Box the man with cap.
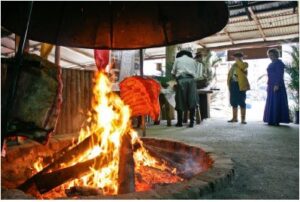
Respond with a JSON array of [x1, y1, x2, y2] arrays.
[[227, 52, 250, 124], [171, 50, 198, 127]]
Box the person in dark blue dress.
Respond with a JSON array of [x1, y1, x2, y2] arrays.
[[263, 48, 290, 126]]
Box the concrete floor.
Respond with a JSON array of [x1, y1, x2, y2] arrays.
[[141, 118, 299, 199]]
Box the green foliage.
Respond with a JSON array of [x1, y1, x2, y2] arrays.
[[285, 45, 299, 110]]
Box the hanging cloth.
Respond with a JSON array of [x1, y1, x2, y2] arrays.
[[94, 49, 109, 71]]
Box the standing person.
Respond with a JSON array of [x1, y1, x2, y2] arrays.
[[227, 52, 250, 124], [171, 50, 198, 127], [263, 48, 289, 126]]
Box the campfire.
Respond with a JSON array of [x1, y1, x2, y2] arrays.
[[16, 72, 185, 199]]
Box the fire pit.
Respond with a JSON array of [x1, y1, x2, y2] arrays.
[[1, 136, 234, 199], [2, 72, 234, 199]]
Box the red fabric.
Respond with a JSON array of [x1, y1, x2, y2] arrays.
[[120, 76, 161, 121], [94, 50, 109, 71]]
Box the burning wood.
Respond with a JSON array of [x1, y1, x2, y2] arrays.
[[142, 144, 201, 179], [132, 140, 183, 174], [18, 131, 103, 192], [143, 144, 191, 164], [118, 133, 135, 194], [142, 144, 183, 173], [34, 155, 108, 194], [44, 131, 103, 172]]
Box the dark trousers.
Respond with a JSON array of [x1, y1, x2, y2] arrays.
[[229, 81, 246, 108], [177, 108, 195, 125]]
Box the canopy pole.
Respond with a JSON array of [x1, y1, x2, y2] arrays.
[[55, 46, 61, 65], [138, 49, 146, 136], [2, 1, 34, 150], [139, 49, 144, 76]]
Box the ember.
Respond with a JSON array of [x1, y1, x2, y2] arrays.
[[135, 166, 183, 192]]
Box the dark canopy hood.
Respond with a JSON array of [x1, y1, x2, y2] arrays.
[[1, 1, 229, 50]]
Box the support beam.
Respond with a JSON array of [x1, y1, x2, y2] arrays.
[[216, 23, 299, 36], [242, 2, 252, 21], [207, 37, 299, 51], [230, 2, 298, 18], [248, 7, 267, 41], [223, 28, 234, 45], [229, 1, 275, 10], [229, 10, 297, 24], [197, 41, 206, 48]]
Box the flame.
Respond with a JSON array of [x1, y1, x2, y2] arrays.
[[33, 71, 177, 196], [33, 157, 44, 173], [131, 131, 169, 171]]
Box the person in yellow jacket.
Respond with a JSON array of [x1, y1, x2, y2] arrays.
[[227, 52, 250, 124]]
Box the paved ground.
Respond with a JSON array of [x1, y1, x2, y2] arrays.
[[142, 118, 299, 199]]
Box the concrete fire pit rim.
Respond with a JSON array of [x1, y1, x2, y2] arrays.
[[81, 137, 234, 199]]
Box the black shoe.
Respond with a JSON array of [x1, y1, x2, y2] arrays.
[[188, 108, 195, 128], [176, 110, 183, 127], [228, 119, 238, 123], [268, 122, 279, 126], [175, 123, 183, 127], [153, 120, 160, 125]]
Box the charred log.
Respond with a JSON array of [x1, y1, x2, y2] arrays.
[[143, 144, 191, 164], [117, 133, 135, 194], [141, 144, 183, 172], [35, 155, 109, 194], [18, 130, 103, 192]]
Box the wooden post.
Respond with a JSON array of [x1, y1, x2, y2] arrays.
[[141, 116, 146, 137], [139, 49, 146, 137], [54, 45, 62, 134], [70, 70, 77, 133], [165, 45, 176, 80], [66, 70, 72, 133], [139, 49, 144, 77], [55, 46, 60, 65], [165, 45, 177, 125]]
